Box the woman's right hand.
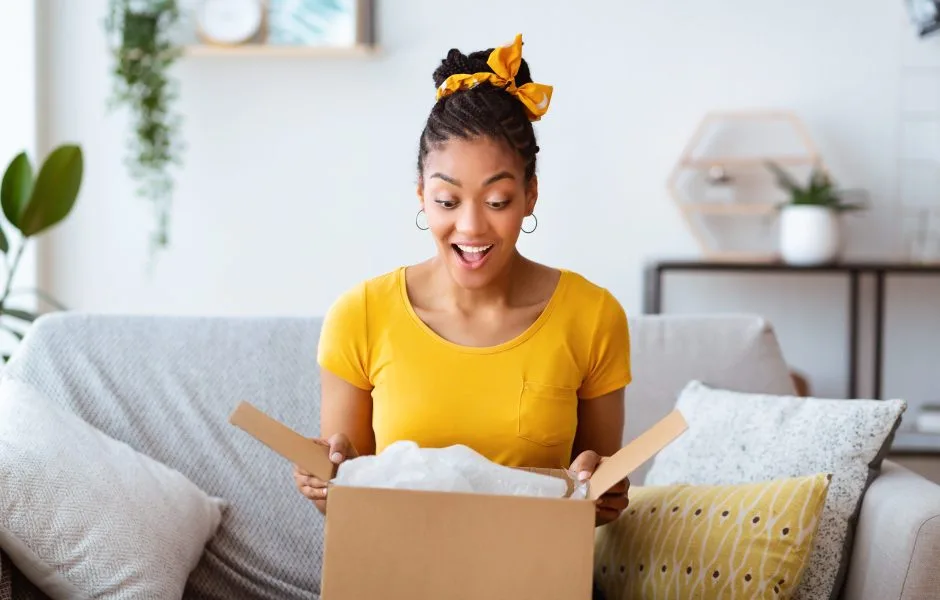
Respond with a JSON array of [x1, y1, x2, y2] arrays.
[[293, 432, 358, 515]]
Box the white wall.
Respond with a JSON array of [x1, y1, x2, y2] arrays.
[[0, 0, 40, 347], [37, 0, 940, 407]]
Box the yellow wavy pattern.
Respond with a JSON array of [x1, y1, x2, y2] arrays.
[[594, 473, 831, 600]]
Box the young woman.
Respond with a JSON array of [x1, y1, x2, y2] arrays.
[[293, 33, 632, 527]]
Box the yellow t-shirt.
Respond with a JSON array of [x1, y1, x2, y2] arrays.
[[316, 266, 631, 469]]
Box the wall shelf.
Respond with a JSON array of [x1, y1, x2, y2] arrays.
[[667, 110, 824, 261], [182, 44, 378, 58], [681, 155, 818, 168], [679, 202, 777, 215]]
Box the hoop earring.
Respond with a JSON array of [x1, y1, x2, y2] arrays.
[[521, 213, 538, 234], [415, 208, 429, 231]]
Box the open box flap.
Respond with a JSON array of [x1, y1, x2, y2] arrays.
[[229, 401, 335, 480], [587, 409, 688, 500], [229, 400, 687, 501]]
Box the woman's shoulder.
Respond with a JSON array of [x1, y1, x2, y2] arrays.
[[558, 268, 625, 315], [325, 267, 405, 318]]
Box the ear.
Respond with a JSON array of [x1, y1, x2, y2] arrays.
[[525, 175, 539, 215], [416, 182, 425, 209]]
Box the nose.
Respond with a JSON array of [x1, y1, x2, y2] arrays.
[[455, 202, 487, 236]]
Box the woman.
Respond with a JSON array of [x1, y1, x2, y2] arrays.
[[293, 33, 632, 527]]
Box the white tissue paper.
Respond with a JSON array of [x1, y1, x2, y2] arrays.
[[333, 441, 586, 499]]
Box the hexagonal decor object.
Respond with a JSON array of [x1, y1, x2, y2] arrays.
[[668, 110, 824, 261]]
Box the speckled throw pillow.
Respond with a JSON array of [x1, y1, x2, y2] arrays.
[[644, 381, 905, 600]]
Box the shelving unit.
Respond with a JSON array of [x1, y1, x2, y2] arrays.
[[896, 64, 940, 262], [667, 110, 825, 261], [680, 155, 817, 169], [179, 0, 377, 60], [182, 43, 378, 58], [678, 202, 777, 215]]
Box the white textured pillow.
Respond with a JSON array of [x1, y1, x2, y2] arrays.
[[644, 380, 905, 600], [0, 377, 226, 599]]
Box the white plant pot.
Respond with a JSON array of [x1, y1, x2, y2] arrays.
[[779, 205, 841, 265]]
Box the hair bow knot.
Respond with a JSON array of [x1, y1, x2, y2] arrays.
[[435, 34, 553, 122]]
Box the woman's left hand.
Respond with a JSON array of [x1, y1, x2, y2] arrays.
[[570, 450, 630, 527]]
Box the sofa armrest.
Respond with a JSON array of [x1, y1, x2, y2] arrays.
[[842, 460, 940, 600]]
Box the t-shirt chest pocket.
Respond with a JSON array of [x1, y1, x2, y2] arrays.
[[517, 381, 579, 447]]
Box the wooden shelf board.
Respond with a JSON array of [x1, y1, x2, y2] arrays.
[[182, 43, 378, 58], [680, 202, 778, 215], [681, 155, 817, 168]]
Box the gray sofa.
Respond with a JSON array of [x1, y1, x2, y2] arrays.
[[1, 312, 938, 599]]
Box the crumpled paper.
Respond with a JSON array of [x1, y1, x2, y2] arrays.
[[333, 441, 584, 499]]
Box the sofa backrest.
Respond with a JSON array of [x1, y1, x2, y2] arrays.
[[3, 311, 796, 597], [4, 313, 327, 600], [623, 313, 796, 481]]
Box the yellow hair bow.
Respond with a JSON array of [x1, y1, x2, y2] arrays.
[[435, 34, 554, 122]]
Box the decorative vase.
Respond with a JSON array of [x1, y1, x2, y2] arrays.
[[778, 205, 841, 265]]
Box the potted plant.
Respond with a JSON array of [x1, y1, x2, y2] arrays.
[[104, 0, 182, 258], [0, 144, 84, 358], [766, 161, 866, 265]]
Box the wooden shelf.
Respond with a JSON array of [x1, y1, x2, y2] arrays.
[[182, 43, 378, 58], [679, 202, 778, 215], [680, 155, 818, 168]]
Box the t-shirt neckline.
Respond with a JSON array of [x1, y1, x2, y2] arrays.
[[397, 265, 569, 355]]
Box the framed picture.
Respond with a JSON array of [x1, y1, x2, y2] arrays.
[[266, 0, 373, 47]]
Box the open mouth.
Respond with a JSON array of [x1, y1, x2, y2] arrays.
[[451, 243, 493, 269]]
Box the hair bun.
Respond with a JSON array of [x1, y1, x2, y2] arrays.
[[432, 48, 490, 88], [432, 46, 535, 90]]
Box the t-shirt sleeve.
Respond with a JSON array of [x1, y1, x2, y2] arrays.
[[579, 289, 632, 399], [316, 282, 373, 390]]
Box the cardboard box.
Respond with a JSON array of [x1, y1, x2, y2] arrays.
[[230, 402, 687, 600]]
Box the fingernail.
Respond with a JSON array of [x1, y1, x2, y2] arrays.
[[578, 470, 591, 481], [331, 452, 343, 463]]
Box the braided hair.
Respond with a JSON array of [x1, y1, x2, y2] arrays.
[[417, 47, 540, 182]]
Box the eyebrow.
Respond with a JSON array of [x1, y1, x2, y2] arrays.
[[428, 171, 516, 187]]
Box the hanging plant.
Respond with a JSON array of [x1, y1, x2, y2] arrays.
[[104, 0, 183, 257]]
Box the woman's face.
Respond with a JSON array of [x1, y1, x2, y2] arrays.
[[418, 136, 537, 290]]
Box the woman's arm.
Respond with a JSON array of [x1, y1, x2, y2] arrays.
[[320, 368, 376, 457], [295, 368, 374, 514], [572, 387, 625, 460], [570, 387, 627, 527]]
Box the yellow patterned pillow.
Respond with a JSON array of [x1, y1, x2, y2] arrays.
[[594, 473, 831, 600]]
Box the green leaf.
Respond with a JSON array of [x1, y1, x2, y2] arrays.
[[1, 152, 33, 229], [0, 225, 8, 254], [18, 145, 83, 237], [765, 161, 802, 193], [1, 323, 24, 341], [2, 308, 38, 322]]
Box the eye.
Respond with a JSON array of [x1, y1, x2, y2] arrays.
[[487, 198, 511, 209], [434, 199, 458, 209]]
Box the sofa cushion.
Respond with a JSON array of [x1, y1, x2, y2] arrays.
[[3, 313, 327, 599], [0, 377, 225, 599], [594, 473, 832, 600], [644, 380, 905, 600]]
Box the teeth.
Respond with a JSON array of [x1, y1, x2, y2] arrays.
[[456, 244, 492, 254]]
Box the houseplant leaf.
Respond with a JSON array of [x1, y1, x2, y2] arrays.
[[765, 161, 801, 193], [1, 323, 24, 341], [18, 145, 83, 237], [2, 308, 38, 323], [1, 152, 32, 230]]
